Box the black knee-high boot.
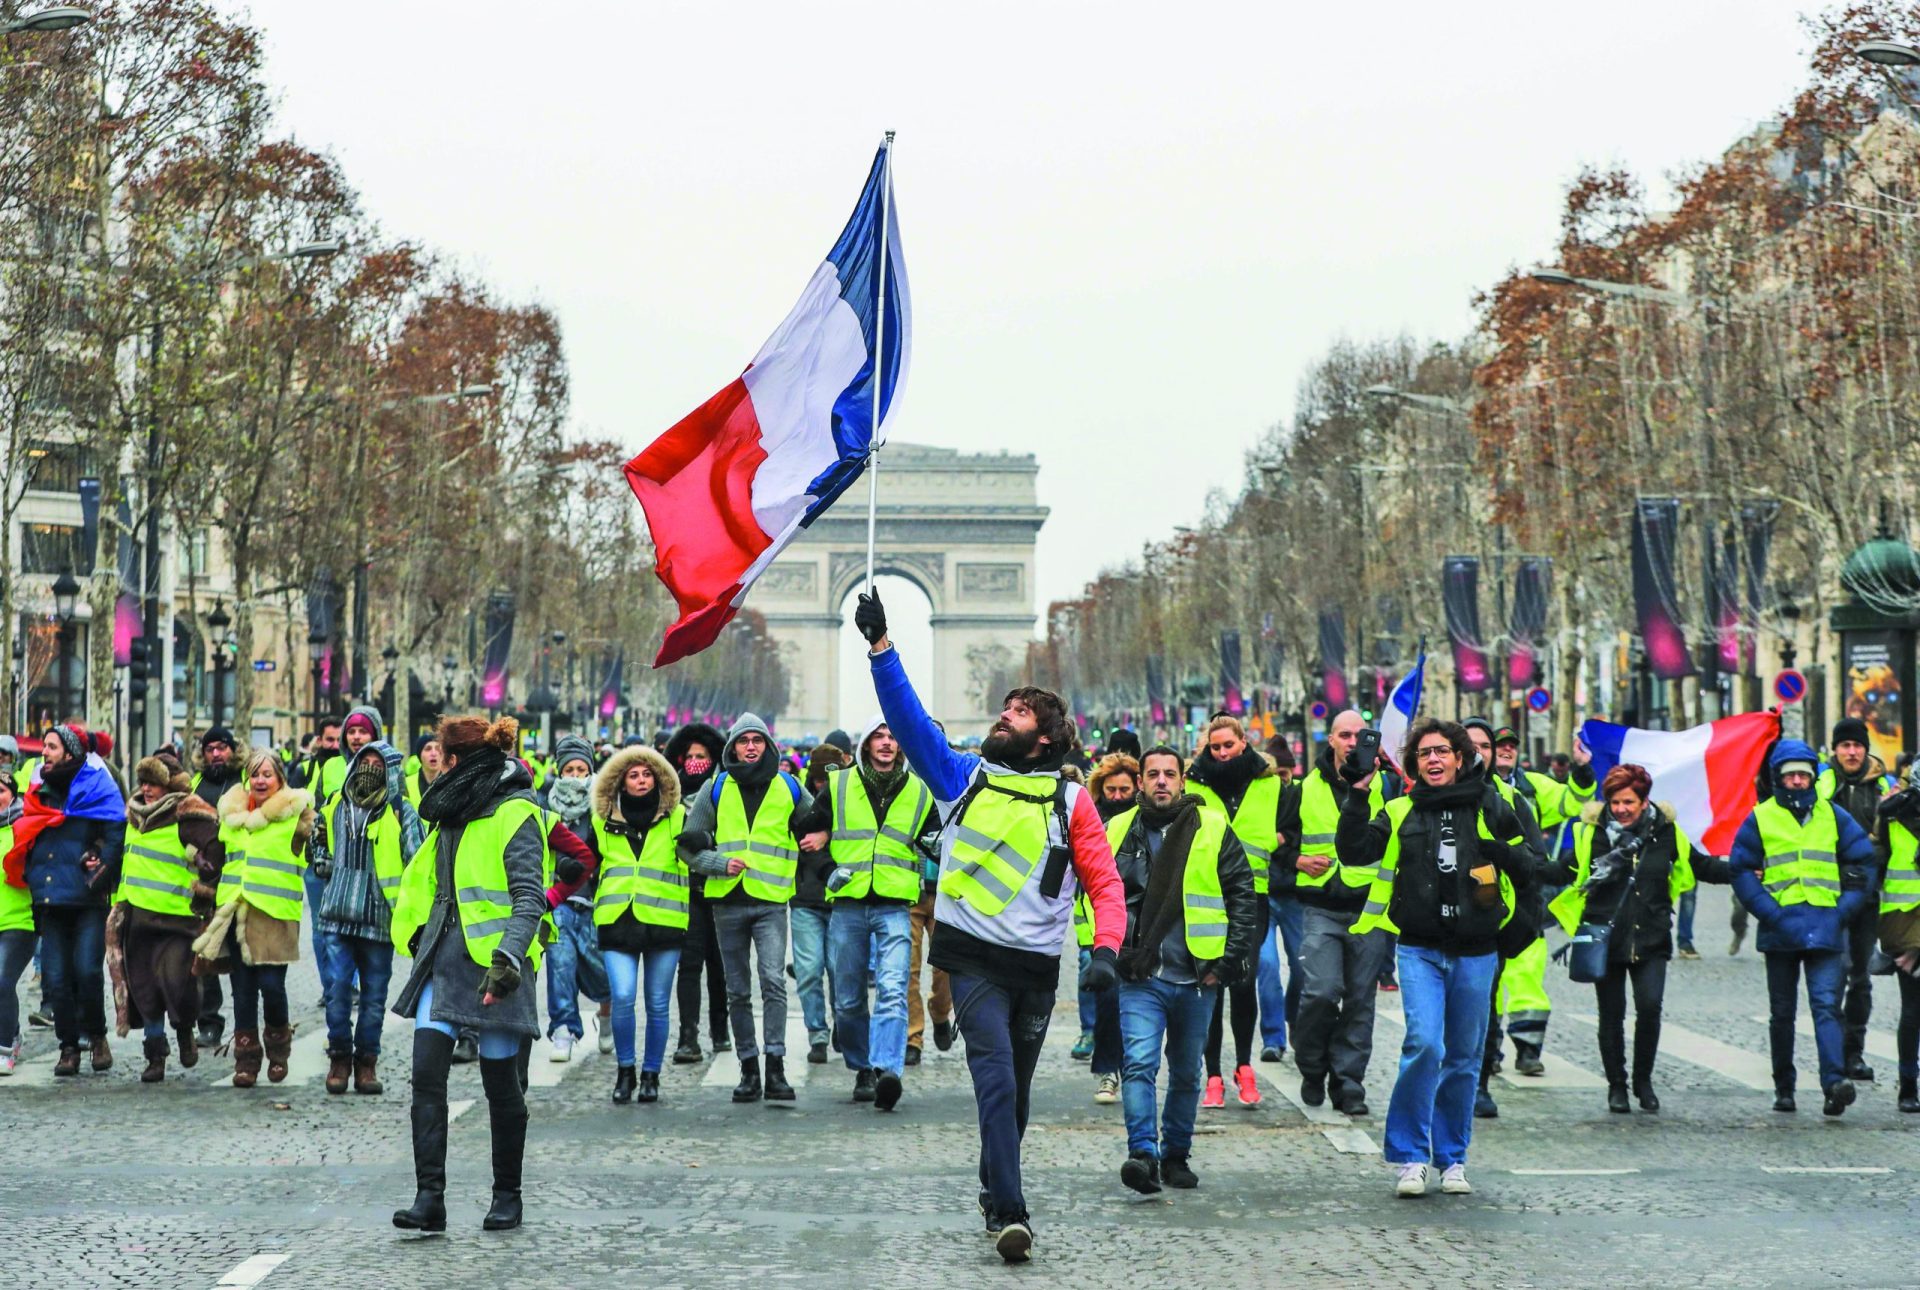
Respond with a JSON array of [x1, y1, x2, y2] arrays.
[[393, 1028, 454, 1231], [479, 1053, 528, 1230]]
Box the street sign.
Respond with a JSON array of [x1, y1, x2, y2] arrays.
[[1308, 700, 1329, 721], [1773, 669, 1806, 705], [253, 659, 276, 672], [1525, 687, 1552, 713]]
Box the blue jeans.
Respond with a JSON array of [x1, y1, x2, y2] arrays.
[[1117, 977, 1216, 1158], [1077, 948, 1123, 1076], [35, 904, 107, 1048], [950, 972, 1053, 1224], [414, 980, 518, 1059], [789, 904, 833, 1047], [0, 929, 35, 1046], [1676, 888, 1697, 948], [302, 868, 339, 1002], [606, 946, 682, 1071], [323, 934, 395, 1056], [1256, 892, 1306, 1048], [545, 904, 610, 1040], [828, 902, 911, 1074], [1384, 944, 1498, 1168], [1766, 949, 1847, 1091]]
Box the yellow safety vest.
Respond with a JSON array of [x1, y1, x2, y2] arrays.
[[1753, 798, 1842, 909], [826, 767, 933, 902], [593, 806, 691, 930], [704, 774, 799, 902], [1104, 805, 1230, 959], [1073, 890, 1095, 947], [117, 823, 196, 918], [1293, 769, 1387, 891], [1191, 775, 1280, 895], [331, 797, 407, 910], [0, 824, 30, 933], [392, 796, 550, 969], [941, 773, 1059, 916], [1549, 817, 1696, 935], [217, 809, 308, 922], [1353, 796, 1517, 936], [1884, 818, 1920, 915]]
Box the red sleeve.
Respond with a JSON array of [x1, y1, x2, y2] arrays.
[[545, 821, 598, 905], [1067, 789, 1126, 952]]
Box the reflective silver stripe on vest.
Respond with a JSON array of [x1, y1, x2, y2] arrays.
[[126, 844, 192, 869], [1300, 833, 1336, 846], [948, 824, 1037, 903], [1240, 840, 1273, 863], [122, 875, 192, 900], [836, 829, 878, 841], [599, 865, 637, 881], [463, 916, 511, 938], [248, 856, 302, 876], [1798, 849, 1838, 863], [379, 877, 401, 896], [457, 885, 512, 905], [722, 840, 798, 861], [1187, 921, 1229, 939], [1187, 893, 1227, 912], [874, 853, 918, 871], [1765, 875, 1842, 893], [745, 867, 794, 888]]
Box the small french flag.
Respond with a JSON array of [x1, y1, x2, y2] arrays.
[[1376, 646, 1425, 774], [1577, 710, 1781, 855], [626, 142, 908, 666]]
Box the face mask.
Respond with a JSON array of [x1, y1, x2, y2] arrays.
[[347, 762, 387, 807], [547, 776, 591, 815], [683, 755, 712, 777]]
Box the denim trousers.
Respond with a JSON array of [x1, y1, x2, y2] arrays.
[[606, 946, 682, 1071], [788, 903, 834, 1046], [414, 979, 519, 1058], [35, 904, 107, 1048], [323, 934, 395, 1056], [950, 972, 1053, 1224], [302, 868, 340, 1002], [1676, 887, 1698, 948], [1117, 977, 1215, 1158], [828, 901, 912, 1074], [545, 903, 611, 1040], [1383, 943, 1498, 1168], [229, 959, 289, 1033], [1077, 948, 1123, 1076], [1766, 948, 1847, 1091], [1256, 891, 1306, 1049], [0, 928, 35, 1046], [712, 901, 790, 1060]]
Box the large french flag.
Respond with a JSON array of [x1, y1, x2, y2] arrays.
[[627, 143, 909, 666], [1577, 710, 1780, 855]]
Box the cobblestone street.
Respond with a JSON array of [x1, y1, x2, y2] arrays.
[[2, 887, 1914, 1289]]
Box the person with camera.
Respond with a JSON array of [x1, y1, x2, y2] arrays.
[[1106, 744, 1258, 1194], [1549, 763, 1727, 1113], [856, 587, 1125, 1264], [1287, 709, 1392, 1118], [1343, 717, 1530, 1198], [1731, 738, 1879, 1116], [792, 715, 940, 1111]]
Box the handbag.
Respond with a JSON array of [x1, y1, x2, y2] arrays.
[[1566, 921, 1612, 983]]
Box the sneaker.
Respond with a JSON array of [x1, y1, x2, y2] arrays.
[[0, 1042, 15, 1076], [1120, 1150, 1162, 1195], [1260, 1045, 1285, 1063], [1823, 1079, 1857, 1117], [1233, 1064, 1261, 1106], [597, 1025, 614, 1056], [1394, 1163, 1429, 1197], [809, 1041, 829, 1065], [1202, 1074, 1226, 1109], [1378, 979, 1399, 993], [1474, 1086, 1498, 1119], [549, 1033, 574, 1063], [994, 1220, 1032, 1264], [1440, 1165, 1472, 1195], [1677, 945, 1700, 960], [1729, 927, 1746, 956], [29, 1006, 53, 1029], [1094, 1072, 1119, 1104], [1070, 1030, 1095, 1061]]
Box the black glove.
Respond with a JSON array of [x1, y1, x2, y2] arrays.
[[554, 854, 586, 886], [1338, 750, 1375, 784], [1616, 831, 1645, 857], [854, 589, 888, 645], [1079, 945, 1119, 992], [480, 951, 521, 1000]]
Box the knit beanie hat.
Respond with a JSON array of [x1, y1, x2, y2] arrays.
[[1832, 717, 1871, 749]]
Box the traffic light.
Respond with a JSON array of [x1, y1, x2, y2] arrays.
[[127, 635, 152, 703]]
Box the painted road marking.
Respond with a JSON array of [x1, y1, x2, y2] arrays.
[[1747, 1015, 1900, 1064], [447, 1097, 476, 1124], [1761, 1166, 1892, 1175], [526, 1030, 596, 1089], [1560, 1010, 1774, 1090], [1253, 1054, 1378, 1155], [211, 1252, 289, 1287], [1511, 1168, 1642, 1176], [700, 998, 813, 1088]]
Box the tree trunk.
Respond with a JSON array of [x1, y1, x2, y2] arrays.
[[232, 538, 256, 736], [85, 494, 119, 733]]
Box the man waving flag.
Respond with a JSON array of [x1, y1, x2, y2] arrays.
[[627, 140, 909, 666]]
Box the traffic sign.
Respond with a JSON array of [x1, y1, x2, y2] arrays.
[[1773, 669, 1806, 705], [1308, 700, 1329, 721], [1525, 687, 1552, 713], [253, 659, 277, 672]]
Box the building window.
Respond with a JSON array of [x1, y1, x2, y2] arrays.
[[19, 523, 85, 575], [189, 528, 210, 578], [20, 614, 87, 727], [23, 439, 96, 495]]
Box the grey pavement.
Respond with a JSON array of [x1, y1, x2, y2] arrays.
[[2, 884, 1917, 1289]]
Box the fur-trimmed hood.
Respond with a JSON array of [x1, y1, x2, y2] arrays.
[[217, 781, 315, 834], [128, 788, 218, 834], [593, 745, 681, 825]]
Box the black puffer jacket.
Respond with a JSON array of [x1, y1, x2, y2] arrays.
[[1555, 802, 1727, 963]]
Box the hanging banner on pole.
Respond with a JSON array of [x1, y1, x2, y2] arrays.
[[1318, 609, 1349, 710], [1220, 630, 1244, 715], [1507, 557, 1550, 689], [1632, 497, 1694, 680], [1443, 556, 1492, 693], [1146, 655, 1167, 726], [480, 591, 516, 709]]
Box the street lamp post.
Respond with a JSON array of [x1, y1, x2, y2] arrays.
[[307, 629, 327, 725], [1, 6, 91, 34], [52, 567, 79, 722], [441, 652, 458, 715], [206, 598, 232, 728]]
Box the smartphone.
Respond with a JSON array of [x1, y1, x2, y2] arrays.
[[1354, 728, 1382, 768]]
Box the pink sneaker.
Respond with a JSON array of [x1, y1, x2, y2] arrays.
[[1234, 1064, 1262, 1106], [1202, 1075, 1226, 1109]]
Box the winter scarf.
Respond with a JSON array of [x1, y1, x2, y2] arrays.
[[860, 760, 908, 802], [418, 746, 512, 826], [546, 774, 593, 828], [126, 790, 189, 833], [4, 752, 125, 888], [1118, 794, 1206, 981], [1095, 792, 1137, 822], [1189, 748, 1265, 801], [619, 788, 661, 829]]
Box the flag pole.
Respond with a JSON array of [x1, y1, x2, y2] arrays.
[[865, 130, 894, 593]]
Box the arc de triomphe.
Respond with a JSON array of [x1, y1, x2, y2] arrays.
[[756, 443, 1046, 739]]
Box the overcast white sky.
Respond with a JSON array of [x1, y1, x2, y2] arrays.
[[252, 0, 1814, 628]]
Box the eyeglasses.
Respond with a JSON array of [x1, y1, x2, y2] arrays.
[[1415, 746, 1454, 760]]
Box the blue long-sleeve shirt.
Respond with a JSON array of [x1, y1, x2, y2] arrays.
[[1728, 796, 1876, 954]]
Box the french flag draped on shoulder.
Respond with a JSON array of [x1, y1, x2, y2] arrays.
[[626, 142, 909, 666], [1577, 710, 1780, 856], [1376, 646, 1425, 774]]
